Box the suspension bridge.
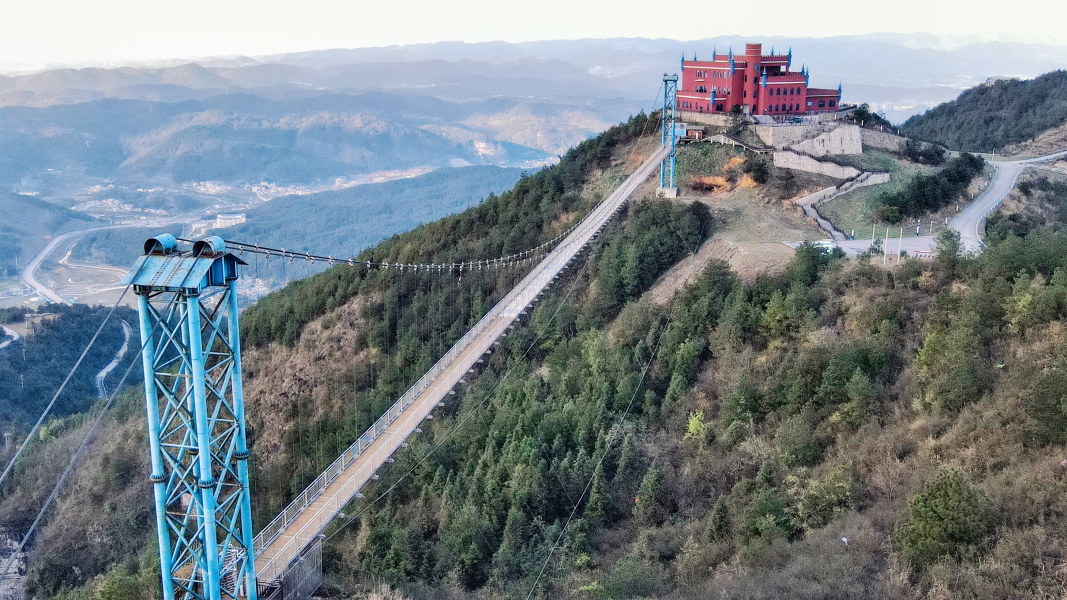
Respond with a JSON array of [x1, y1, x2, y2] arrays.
[[0, 76, 682, 600]]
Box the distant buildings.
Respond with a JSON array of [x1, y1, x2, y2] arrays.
[[678, 43, 842, 118], [215, 213, 246, 228]]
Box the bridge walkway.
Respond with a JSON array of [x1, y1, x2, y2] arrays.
[[253, 143, 672, 584]]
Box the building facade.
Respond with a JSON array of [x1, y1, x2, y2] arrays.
[[677, 43, 841, 117]]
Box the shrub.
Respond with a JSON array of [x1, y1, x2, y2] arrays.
[[601, 558, 660, 599], [791, 466, 855, 530], [898, 470, 996, 568], [874, 153, 985, 222]]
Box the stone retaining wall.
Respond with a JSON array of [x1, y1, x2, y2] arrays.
[[773, 151, 861, 179], [788, 125, 862, 156], [860, 129, 907, 152], [677, 111, 730, 127]]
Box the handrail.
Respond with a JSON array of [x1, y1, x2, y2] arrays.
[[252, 143, 672, 577]]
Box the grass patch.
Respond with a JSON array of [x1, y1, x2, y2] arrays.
[[820, 152, 933, 239], [675, 143, 746, 184]]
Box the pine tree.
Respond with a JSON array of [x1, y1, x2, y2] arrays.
[[705, 498, 730, 542], [899, 469, 995, 567], [633, 466, 666, 528], [586, 463, 610, 526]]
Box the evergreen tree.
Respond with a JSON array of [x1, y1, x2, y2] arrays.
[[585, 463, 610, 526], [705, 498, 731, 542], [633, 466, 666, 528], [899, 469, 996, 568]]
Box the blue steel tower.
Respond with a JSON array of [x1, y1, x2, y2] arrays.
[[659, 73, 679, 196], [123, 235, 257, 600]]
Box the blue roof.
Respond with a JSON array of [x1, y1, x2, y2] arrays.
[[122, 252, 245, 292]]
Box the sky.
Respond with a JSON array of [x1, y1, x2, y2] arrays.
[[1, 0, 1065, 68]]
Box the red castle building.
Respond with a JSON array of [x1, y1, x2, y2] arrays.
[[677, 43, 841, 117]]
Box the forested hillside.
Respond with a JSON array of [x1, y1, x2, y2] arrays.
[[902, 70, 1067, 152], [14, 109, 1067, 600], [0, 304, 138, 427]]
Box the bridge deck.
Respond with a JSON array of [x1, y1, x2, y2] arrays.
[[254, 143, 671, 583]]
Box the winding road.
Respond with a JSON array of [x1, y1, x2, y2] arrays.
[[835, 149, 1067, 257], [94, 320, 132, 399], [19, 219, 184, 306], [0, 326, 20, 351]]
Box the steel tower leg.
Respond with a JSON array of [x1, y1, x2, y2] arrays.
[[659, 73, 679, 197], [227, 279, 258, 600], [138, 294, 176, 600], [186, 294, 222, 600]]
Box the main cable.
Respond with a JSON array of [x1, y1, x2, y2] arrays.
[[523, 80, 672, 600]]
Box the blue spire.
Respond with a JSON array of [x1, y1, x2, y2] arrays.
[[761, 73, 767, 87], [838, 82, 843, 94], [712, 47, 716, 61]]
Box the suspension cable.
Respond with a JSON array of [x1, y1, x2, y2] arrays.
[[0, 254, 149, 492], [0, 244, 208, 584]]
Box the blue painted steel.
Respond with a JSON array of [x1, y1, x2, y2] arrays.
[[137, 294, 176, 600], [660, 73, 679, 190], [227, 279, 258, 600], [131, 238, 257, 600], [186, 296, 222, 600]]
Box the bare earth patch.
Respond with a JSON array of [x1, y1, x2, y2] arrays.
[[647, 193, 821, 303], [1004, 120, 1067, 158]]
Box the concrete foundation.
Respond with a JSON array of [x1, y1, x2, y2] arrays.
[[657, 187, 679, 198]]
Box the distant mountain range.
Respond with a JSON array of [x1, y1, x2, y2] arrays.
[[3, 34, 1067, 124], [2, 34, 1065, 190]]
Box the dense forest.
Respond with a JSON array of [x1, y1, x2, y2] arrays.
[[875, 153, 985, 222], [902, 70, 1067, 152], [12, 109, 1067, 600], [0, 304, 139, 427]]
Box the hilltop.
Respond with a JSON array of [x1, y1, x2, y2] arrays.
[[901, 70, 1067, 154]]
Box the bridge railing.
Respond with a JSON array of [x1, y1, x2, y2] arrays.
[[250, 201, 607, 556], [251, 143, 669, 574]]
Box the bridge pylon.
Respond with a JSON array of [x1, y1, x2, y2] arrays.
[[123, 235, 257, 600], [658, 73, 680, 198]]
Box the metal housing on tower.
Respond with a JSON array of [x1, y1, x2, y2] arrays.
[[122, 235, 257, 600]]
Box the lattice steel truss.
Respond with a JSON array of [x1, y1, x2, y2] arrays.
[[127, 236, 257, 600], [660, 73, 679, 190]]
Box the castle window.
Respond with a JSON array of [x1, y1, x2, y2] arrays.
[[819, 100, 826, 108], [829, 100, 836, 107]]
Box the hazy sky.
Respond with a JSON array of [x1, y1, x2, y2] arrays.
[[2, 0, 1065, 68]]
